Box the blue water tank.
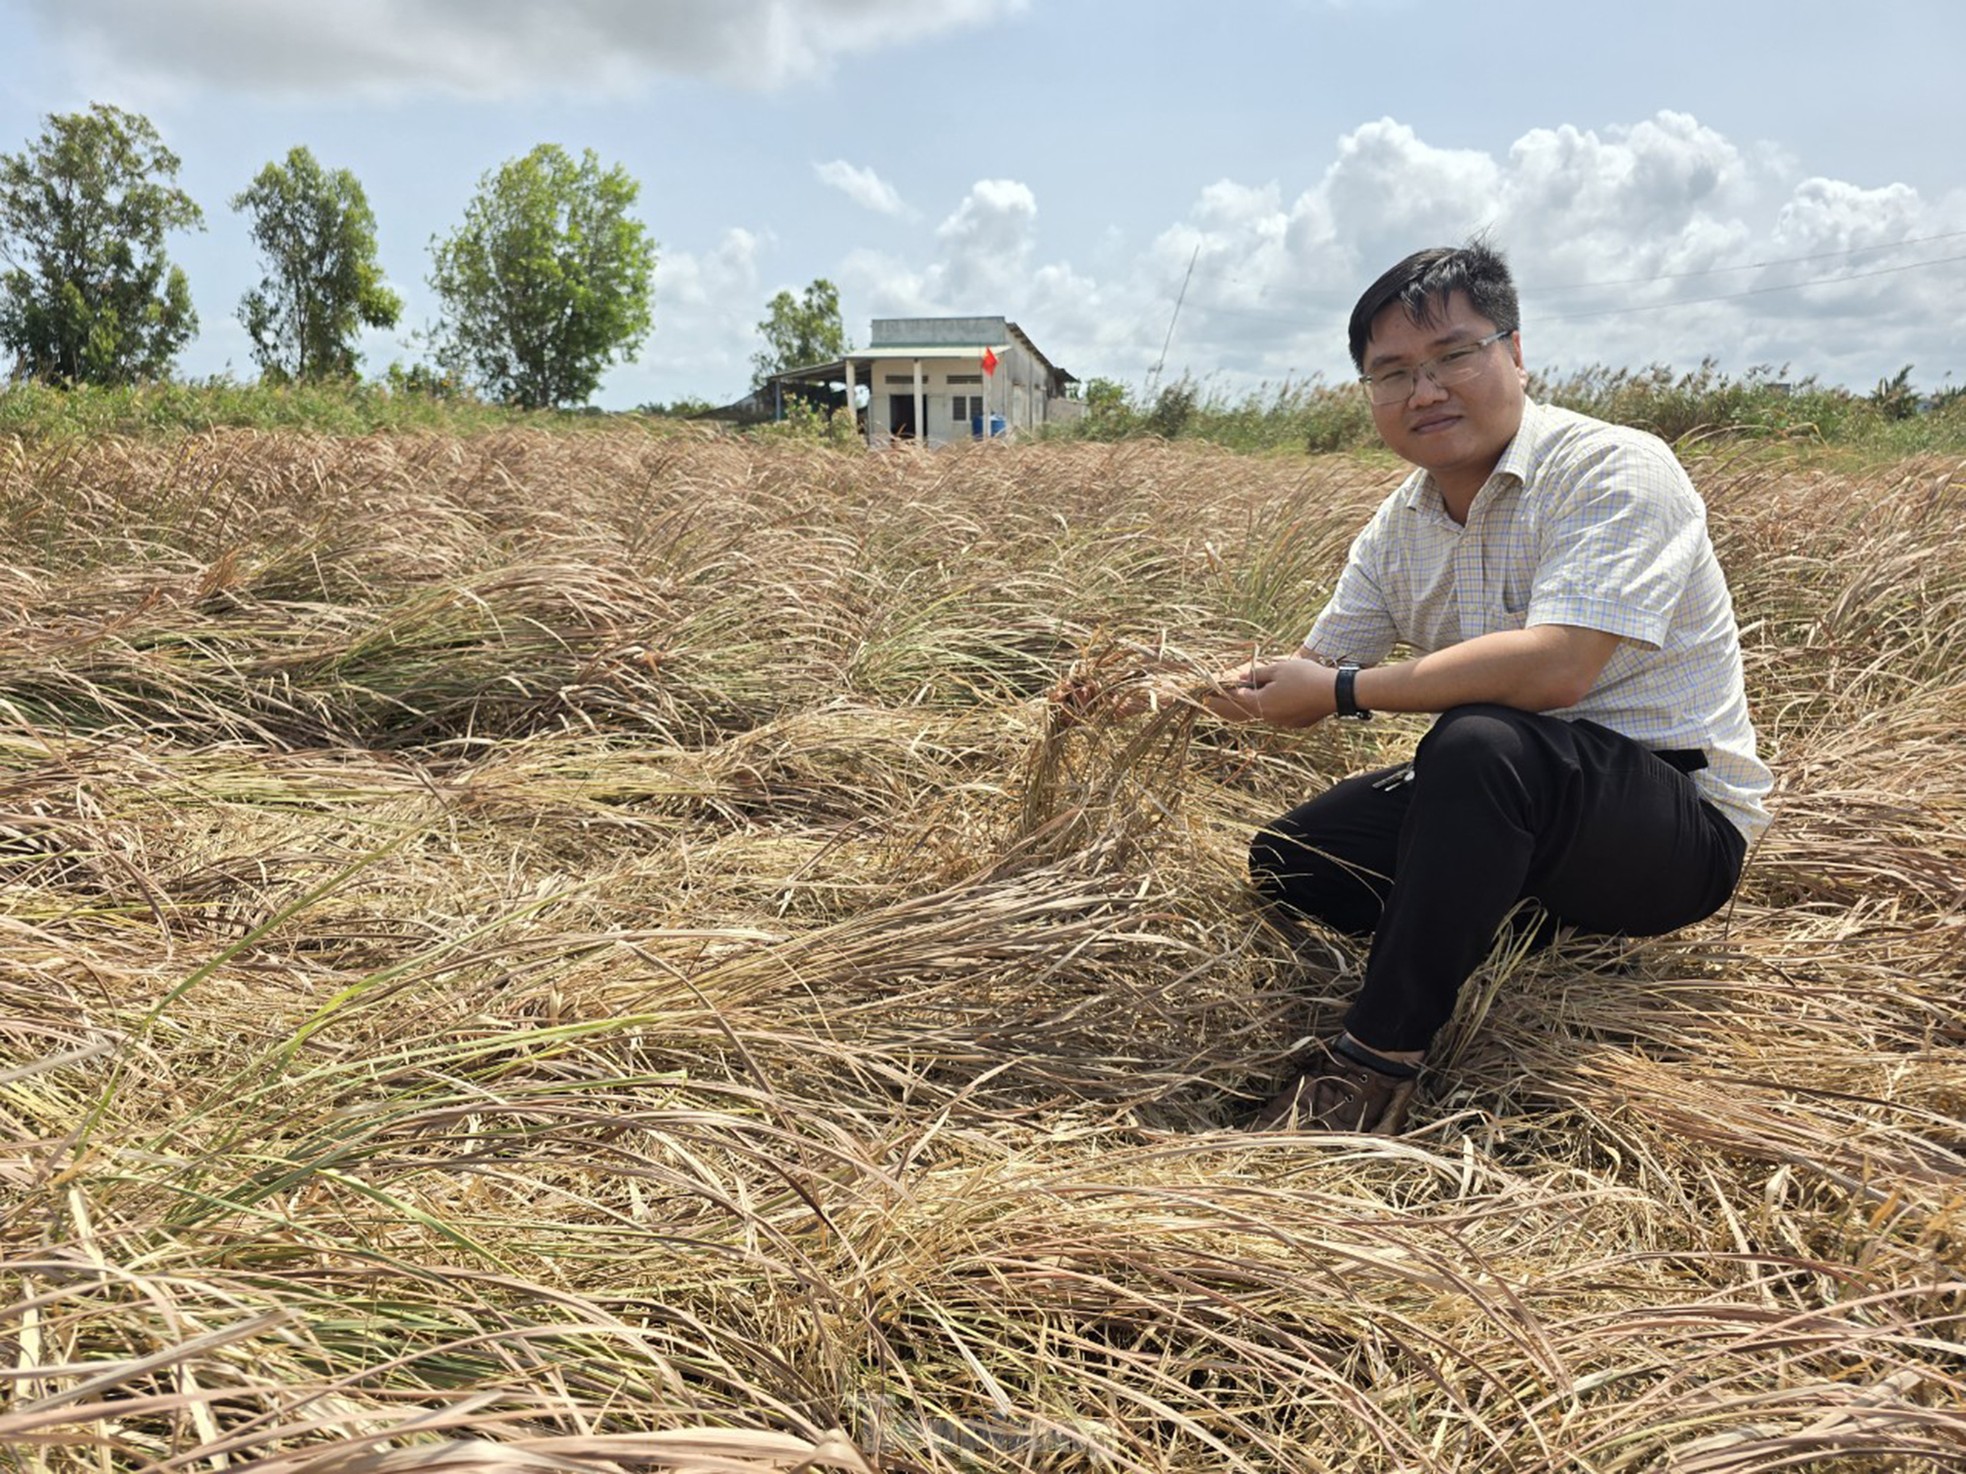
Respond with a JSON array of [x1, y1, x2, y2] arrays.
[[971, 413, 1008, 439]]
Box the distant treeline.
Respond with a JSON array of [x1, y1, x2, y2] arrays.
[[1052, 362, 1966, 457], [6, 361, 1966, 455], [1, 103, 656, 410], [5, 105, 1958, 448]]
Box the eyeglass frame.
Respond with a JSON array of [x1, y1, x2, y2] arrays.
[[1358, 328, 1514, 407]]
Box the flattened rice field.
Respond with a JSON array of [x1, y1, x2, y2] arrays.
[[1, 429, 1962, 1472]]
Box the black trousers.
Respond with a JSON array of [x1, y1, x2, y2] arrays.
[[1247, 704, 1747, 1053]]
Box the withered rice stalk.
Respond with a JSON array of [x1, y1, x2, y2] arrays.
[[2, 429, 1962, 1472]]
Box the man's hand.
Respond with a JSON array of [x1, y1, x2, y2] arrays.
[[1198, 656, 1337, 728], [1047, 649, 1345, 730]]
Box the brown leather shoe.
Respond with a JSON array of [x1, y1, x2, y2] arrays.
[[1248, 1035, 1419, 1134]]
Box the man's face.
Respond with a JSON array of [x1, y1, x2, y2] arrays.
[[1363, 290, 1526, 504]]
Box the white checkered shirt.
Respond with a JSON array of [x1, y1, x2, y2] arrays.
[[1305, 398, 1772, 841]]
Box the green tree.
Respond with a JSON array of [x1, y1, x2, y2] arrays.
[[1078, 376, 1136, 441], [751, 277, 846, 386], [0, 103, 203, 384], [427, 145, 656, 410], [233, 146, 401, 383], [1871, 364, 1918, 422]]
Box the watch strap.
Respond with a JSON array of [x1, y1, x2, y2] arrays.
[[1335, 663, 1371, 720]]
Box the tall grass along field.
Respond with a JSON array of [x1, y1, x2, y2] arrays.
[[1, 427, 1962, 1473]]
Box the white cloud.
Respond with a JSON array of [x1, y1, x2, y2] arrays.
[[635, 112, 1964, 407], [1320, 118, 1504, 275], [997, 111, 1966, 394], [607, 225, 768, 404], [659, 226, 766, 310], [26, 0, 1029, 97], [836, 178, 1105, 375], [814, 160, 912, 218], [932, 179, 1038, 304]]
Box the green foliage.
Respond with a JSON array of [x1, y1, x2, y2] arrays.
[[751, 277, 847, 386], [1050, 374, 1379, 455], [1532, 360, 1840, 444], [233, 147, 401, 384], [1047, 360, 1966, 460], [0, 375, 612, 439], [749, 394, 858, 446], [1143, 376, 1199, 439], [383, 358, 470, 402], [0, 102, 204, 384], [641, 394, 717, 417], [427, 144, 656, 410], [1870, 364, 1918, 422], [1060, 377, 1136, 441], [1081, 377, 1129, 414]]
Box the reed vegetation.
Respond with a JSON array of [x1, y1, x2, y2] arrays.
[[1, 427, 1961, 1471], [1068, 365, 1966, 461]]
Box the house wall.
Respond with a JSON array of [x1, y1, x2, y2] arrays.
[[862, 349, 1068, 448]]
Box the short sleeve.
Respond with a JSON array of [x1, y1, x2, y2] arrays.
[[1304, 511, 1402, 665], [1524, 439, 1706, 651]]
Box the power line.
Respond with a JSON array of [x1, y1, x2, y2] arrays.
[[1142, 228, 1966, 325], [1539, 249, 1966, 322], [1186, 248, 1965, 328], [1533, 228, 1966, 291]]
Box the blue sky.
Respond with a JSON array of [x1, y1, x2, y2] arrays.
[[1, 0, 1961, 409]]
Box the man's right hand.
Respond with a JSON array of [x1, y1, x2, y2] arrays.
[[1199, 656, 1338, 728]]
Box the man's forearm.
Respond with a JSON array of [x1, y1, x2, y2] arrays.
[[1349, 625, 1621, 715]]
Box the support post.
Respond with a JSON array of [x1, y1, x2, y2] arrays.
[[844, 358, 862, 447]]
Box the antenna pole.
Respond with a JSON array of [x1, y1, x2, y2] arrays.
[[1146, 244, 1200, 397]]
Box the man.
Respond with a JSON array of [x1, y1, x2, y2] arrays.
[[1200, 241, 1771, 1134]]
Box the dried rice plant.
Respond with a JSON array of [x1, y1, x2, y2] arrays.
[[2, 429, 1961, 1472]]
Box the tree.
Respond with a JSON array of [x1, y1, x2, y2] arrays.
[[233, 146, 401, 383], [0, 103, 203, 384], [751, 278, 846, 386], [427, 145, 656, 410], [1870, 364, 1918, 422]]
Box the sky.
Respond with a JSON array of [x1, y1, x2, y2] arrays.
[[0, 0, 1961, 410]]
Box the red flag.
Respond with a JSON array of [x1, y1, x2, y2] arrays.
[[981, 346, 999, 375]]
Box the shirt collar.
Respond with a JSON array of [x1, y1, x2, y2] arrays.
[[1398, 398, 1545, 520]]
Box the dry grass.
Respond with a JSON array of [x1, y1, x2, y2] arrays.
[[1, 428, 1962, 1472]]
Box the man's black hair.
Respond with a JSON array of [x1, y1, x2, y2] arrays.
[[1347, 238, 1520, 372]]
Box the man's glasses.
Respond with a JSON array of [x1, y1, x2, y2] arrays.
[[1360, 329, 1513, 407]]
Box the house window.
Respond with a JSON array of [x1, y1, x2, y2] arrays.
[[947, 374, 983, 385], [951, 395, 981, 425]]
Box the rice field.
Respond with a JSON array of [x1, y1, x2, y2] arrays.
[[1, 427, 1962, 1472]]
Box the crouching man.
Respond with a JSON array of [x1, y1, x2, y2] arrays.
[[1203, 240, 1771, 1133]]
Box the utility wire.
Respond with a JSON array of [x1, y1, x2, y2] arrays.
[[1532, 227, 1966, 291], [1538, 249, 1966, 321], [1159, 228, 1966, 323], [1155, 245, 1963, 331]]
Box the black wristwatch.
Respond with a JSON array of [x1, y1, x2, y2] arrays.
[[1334, 663, 1371, 720]]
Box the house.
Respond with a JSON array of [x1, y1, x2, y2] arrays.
[[763, 316, 1080, 447]]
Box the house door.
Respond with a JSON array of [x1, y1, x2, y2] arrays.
[[888, 394, 917, 441]]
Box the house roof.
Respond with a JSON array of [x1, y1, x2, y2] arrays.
[[765, 319, 1075, 388]]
